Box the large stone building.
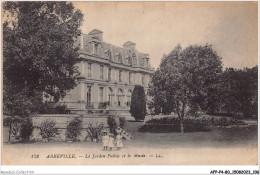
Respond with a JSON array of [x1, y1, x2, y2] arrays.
[[55, 29, 154, 115]]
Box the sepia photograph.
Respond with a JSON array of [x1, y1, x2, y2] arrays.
[[1, 1, 258, 167]]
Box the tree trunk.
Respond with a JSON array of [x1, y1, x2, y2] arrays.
[[8, 123, 12, 143], [180, 119, 184, 133]]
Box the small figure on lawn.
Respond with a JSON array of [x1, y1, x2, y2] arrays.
[[102, 130, 109, 151], [116, 134, 123, 150], [108, 134, 114, 151]]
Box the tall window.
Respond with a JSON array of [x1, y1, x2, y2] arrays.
[[100, 65, 104, 79], [118, 89, 123, 106], [108, 87, 113, 106], [86, 86, 91, 106], [87, 63, 92, 77], [108, 68, 111, 81], [119, 70, 122, 82], [99, 87, 104, 102], [142, 74, 145, 85], [129, 72, 132, 84]]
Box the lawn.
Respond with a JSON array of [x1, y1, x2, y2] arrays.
[[124, 121, 258, 149]]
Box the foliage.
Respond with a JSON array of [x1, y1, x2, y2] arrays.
[[3, 84, 43, 116], [39, 104, 70, 114], [139, 117, 210, 133], [3, 1, 83, 101], [211, 117, 247, 127], [119, 117, 126, 129], [107, 116, 118, 137], [149, 44, 222, 132], [4, 116, 33, 142], [140, 116, 247, 133], [86, 123, 104, 142], [20, 117, 34, 142], [66, 117, 83, 142], [3, 2, 83, 120], [130, 85, 146, 121], [218, 67, 258, 118], [8, 116, 23, 140], [39, 119, 59, 142]]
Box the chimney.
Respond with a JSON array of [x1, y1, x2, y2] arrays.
[[88, 29, 103, 41]]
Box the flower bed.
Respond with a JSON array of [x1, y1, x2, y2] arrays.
[[139, 117, 248, 133]]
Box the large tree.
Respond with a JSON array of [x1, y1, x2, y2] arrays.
[[149, 44, 222, 133], [3, 2, 83, 116]]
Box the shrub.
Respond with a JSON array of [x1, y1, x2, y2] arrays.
[[3, 116, 22, 141], [20, 117, 33, 142], [10, 118, 22, 140], [139, 117, 210, 133], [39, 104, 70, 114], [66, 117, 83, 142], [140, 117, 248, 133], [130, 85, 146, 121], [119, 117, 126, 129], [86, 123, 104, 142], [107, 116, 118, 137], [55, 105, 70, 114], [39, 119, 59, 142], [211, 117, 247, 127]]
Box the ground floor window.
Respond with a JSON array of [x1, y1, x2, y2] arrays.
[[127, 96, 131, 106], [117, 88, 123, 106], [108, 95, 113, 106]]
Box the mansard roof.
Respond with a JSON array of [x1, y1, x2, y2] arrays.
[[78, 30, 153, 70]]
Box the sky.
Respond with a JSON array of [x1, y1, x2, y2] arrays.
[[73, 1, 258, 69]]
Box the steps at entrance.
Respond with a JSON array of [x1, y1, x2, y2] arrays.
[[108, 110, 133, 121]]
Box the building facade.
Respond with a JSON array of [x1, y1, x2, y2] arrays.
[[56, 29, 154, 114]]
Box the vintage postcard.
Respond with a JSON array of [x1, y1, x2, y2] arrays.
[[1, 1, 258, 166]]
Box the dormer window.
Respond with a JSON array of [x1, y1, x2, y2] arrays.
[[118, 53, 122, 63], [94, 43, 98, 55], [140, 58, 144, 66], [133, 57, 137, 66], [106, 50, 111, 59]]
